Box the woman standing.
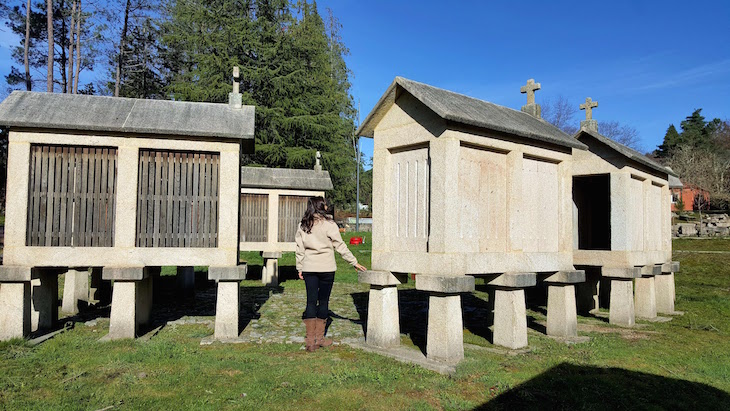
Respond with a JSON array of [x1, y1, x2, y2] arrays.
[[295, 197, 367, 352]]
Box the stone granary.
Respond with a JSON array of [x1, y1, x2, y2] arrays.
[[239, 160, 333, 286], [0, 76, 253, 341], [356, 77, 588, 362], [571, 98, 680, 326]]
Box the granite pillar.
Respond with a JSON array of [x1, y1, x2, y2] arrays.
[[62, 268, 89, 314]]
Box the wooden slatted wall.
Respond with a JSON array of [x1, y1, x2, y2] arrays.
[[26, 145, 117, 247], [239, 194, 268, 242], [136, 150, 220, 248], [278, 195, 308, 242]]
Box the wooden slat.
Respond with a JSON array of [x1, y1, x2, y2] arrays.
[[211, 153, 219, 247], [199, 154, 208, 247], [165, 152, 174, 247], [152, 151, 162, 246], [191, 153, 200, 247], [186, 152, 194, 246]]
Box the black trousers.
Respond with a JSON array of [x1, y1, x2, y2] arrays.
[[302, 271, 335, 319]]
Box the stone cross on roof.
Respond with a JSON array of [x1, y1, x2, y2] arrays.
[[229, 66, 242, 109], [579, 97, 599, 132], [314, 151, 322, 172], [232, 66, 240, 94], [579, 97, 598, 120], [519, 79, 542, 118], [520, 79, 541, 105]]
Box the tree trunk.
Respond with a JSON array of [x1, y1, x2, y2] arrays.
[[24, 0, 32, 90], [67, 0, 76, 94], [46, 0, 53, 92], [59, 0, 68, 93], [73, 3, 81, 94], [115, 0, 132, 97]]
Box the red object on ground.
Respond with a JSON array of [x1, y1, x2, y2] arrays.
[[349, 237, 363, 245]]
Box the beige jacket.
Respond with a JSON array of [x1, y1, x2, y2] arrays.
[[295, 218, 358, 272]]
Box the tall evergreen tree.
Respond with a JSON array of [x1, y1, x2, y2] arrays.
[[162, 0, 357, 207], [657, 109, 722, 157], [657, 124, 680, 157]]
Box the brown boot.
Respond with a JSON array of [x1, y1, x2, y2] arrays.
[[303, 319, 318, 352], [315, 318, 333, 348]]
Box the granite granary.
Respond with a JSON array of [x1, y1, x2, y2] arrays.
[[357, 77, 589, 362]]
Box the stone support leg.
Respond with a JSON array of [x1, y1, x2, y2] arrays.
[[366, 285, 400, 348], [106, 267, 154, 340], [176, 266, 196, 297], [214, 281, 241, 340], [31, 270, 58, 332], [415, 275, 474, 362], [547, 284, 578, 337], [62, 268, 90, 314], [493, 288, 528, 349], [262, 258, 279, 286], [0, 283, 31, 340], [634, 276, 657, 319], [108, 281, 138, 339], [609, 279, 635, 326], [427, 293, 464, 362], [655, 273, 676, 314]]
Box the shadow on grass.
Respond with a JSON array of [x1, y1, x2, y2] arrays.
[[143, 272, 282, 336], [474, 362, 730, 410]]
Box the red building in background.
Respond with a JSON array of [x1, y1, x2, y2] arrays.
[[670, 174, 710, 211]]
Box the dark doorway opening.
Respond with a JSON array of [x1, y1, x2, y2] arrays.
[[573, 174, 611, 250]]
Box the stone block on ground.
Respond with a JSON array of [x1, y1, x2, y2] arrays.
[[62, 268, 90, 314], [635, 276, 657, 319], [493, 288, 528, 349], [655, 273, 676, 314], [214, 281, 241, 340], [0, 282, 31, 340], [366, 285, 401, 348], [106, 276, 153, 340], [546, 284, 578, 337], [609, 279, 635, 326], [426, 293, 464, 362], [262, 258, 279, 286]]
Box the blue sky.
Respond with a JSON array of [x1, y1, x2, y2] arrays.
[[2, 0, 729, 164], [318, 0, 730, 163]]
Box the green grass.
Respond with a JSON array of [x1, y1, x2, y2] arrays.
[[0, 237, 729, 410]]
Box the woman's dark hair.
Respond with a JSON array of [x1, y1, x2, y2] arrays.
[[300, 196, 332, 233]]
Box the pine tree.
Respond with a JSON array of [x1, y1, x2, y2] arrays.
[[657, 124, 680, 157], [162, 0, 357, 207]]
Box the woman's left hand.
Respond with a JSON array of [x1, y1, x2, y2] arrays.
[[354, 263, 367, 272]]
